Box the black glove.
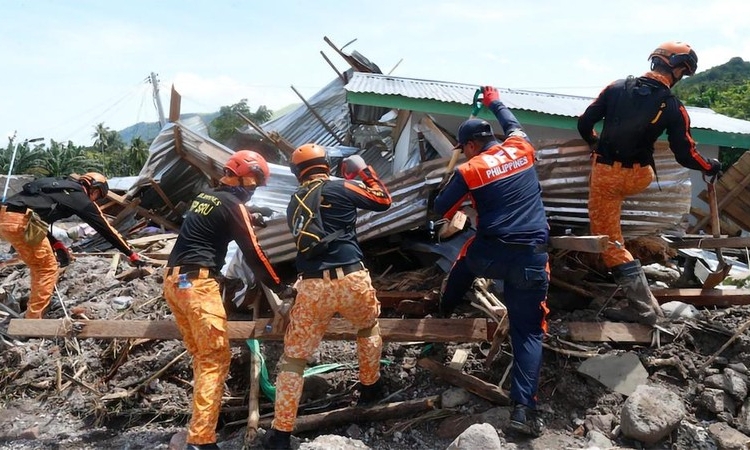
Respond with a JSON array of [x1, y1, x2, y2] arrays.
[[249, 205, 274, 217], [52, 241, 72, 267], [250, 212, 267, 228], [705, 158, 722, 176], [276, 284, 296, 300], [481, 86, 500, 108]]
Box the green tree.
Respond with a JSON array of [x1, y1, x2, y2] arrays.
[[0, 137, 46, 175], [34, 140, 101, 177], [209, 99, 273, 143]]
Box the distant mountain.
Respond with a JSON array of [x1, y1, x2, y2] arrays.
[[672, 57, 750, 120], [118, 112, 220, 143]]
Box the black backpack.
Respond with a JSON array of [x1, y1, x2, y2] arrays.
[[22, 177, 83, 195], [287, 179, 346, 259], [599, 76, 674, 163]]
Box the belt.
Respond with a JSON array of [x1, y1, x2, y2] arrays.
[[0, 204, 28, 214], [479, 236, 548, 254], [166, 265, 219, 280], [301, 262, 365, 280], [595, 155, 647, 169]]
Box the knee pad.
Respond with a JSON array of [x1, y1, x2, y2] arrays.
[[357, 322, 380, 338], [279, 356, 307, 375]]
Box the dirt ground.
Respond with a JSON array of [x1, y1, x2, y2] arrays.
[[1, 239, 749, 450]]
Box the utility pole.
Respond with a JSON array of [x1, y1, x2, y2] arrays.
[[149, 72, 167, 127]]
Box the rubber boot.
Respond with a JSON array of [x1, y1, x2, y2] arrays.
[[261, 428, 291, 450], [605, 260, 662, 326]]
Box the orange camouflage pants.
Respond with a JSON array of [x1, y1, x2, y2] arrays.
[[589, 160, 654, 268], [163, 267, 231, 446], [0, 209, 57, 319], [271, 267, 382, 432]]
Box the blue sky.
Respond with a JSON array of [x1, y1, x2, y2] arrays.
[[2, 0, 750, 146]]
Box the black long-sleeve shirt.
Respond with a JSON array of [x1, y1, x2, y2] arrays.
[[168, 186, 281, 289], [6, 178, 133, 256], [577, 74, 712, 171]]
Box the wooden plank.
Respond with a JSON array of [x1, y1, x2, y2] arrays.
[[663, 236, 750, 249], [127, 233, 178, 246], [7, 318, 493, 342], [107, 192, 181, 232], [652, 288, 750, 307], [549, 235, 608, 253], [567, 321, 653, 343], [417, 357, 510, 405]]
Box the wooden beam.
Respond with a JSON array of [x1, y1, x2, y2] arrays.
[[290, 85, 346, 145], [566, 321, 654, 343], [417, 357, 510, 405], [169, 85, 181, 123], [258, 396, 440, 434], [652, 288, 750, 307], [107, 192, 180, 233], [549, 235, 608, 253], [663, 236, 750, 249], [7, 318, 494, 342]]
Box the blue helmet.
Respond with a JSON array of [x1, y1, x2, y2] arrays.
[[455, 119, 494, 148]]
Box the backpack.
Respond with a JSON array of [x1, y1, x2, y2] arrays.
[[599, 76, 674, 163], [22, 177, 83, 195], [287, 179, 346, 259]]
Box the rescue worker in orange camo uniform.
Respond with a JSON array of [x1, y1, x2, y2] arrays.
[[262, 144, 392, 449], [434, 86, 549, 437], [164, 150, 287, 450], [0, 172, 143, 318], [578, 42, 721, 325]]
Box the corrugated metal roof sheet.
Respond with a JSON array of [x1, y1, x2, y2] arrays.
[[345, 72, 750, 134]]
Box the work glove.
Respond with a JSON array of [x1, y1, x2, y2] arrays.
[[482, 85, 500, 108], [276, 283, 296, 300], [705, 158, 722, 176], [128, 252, 146, 267], [249, 212, 267, 228], [249, 205, 274, 217], [341, 155, 368, 180], [52, 241, 72, 267]]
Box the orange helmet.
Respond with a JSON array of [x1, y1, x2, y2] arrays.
[[78, 172, 109, 197], [649, 41, 698, 76], [221, 150, 270, 186], [290, 144, 330, 180]]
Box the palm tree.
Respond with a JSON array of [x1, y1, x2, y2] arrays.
[[92, 123, 111, 154], [35, 141, 100, 177], [125, 137, 150, 175]]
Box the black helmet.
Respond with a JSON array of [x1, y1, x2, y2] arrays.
[[455, 119, 494, 149]]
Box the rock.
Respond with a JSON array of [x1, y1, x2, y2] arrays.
[[737, 401, 750, 435], [707, 422, 750, 450], [442, 387, 472, 408], [584, 414, 615, 437], [620, 384, 686, 445], [585, 430, 613, 449], [477, 407, 511, 430], [346, 424, 362, 440], [661, 301, 702, 320], [727, 363, 749, 376], [447, 423, 503, 450], [675, 421, 718, 450], [699, 388, 737, 414], [577, 352, 649, 396], [437, 407, 511, 440], [299, 434, 371, 449], [17, 426, 39, 440], [167, 431, 187, 450], [705, 369, 749, 401]]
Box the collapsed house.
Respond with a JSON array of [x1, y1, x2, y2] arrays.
[[4, 37, 750, 449]]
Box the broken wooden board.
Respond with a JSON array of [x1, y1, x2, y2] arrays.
[[549, 235, 608, 253], [652, 288, 750, 307], [417, 357, 510, 405], [662, 235, 750, 249], [7, 318, 494, 342], [566, 321, 655, 343]]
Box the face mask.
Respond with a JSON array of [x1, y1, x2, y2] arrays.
[[226, 186, 256, 202]]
